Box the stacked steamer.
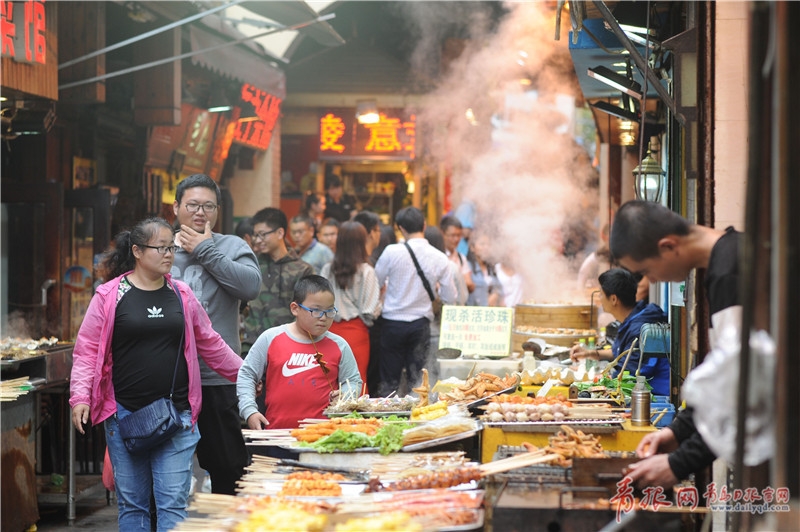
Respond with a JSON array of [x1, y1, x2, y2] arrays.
[[512, 302, 596, 353]]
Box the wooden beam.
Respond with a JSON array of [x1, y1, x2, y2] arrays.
[[134, 28, 181, 126], [58, 2, 105, 104]]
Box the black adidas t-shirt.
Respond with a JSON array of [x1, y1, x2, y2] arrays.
[[112, 279, 189, 411]]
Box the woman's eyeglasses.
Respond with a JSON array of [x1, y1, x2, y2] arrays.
[[297, 303, 338, 319], [140, 244, 177, 255]]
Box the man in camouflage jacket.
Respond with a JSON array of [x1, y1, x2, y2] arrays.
[[242, 208, 314, 353]]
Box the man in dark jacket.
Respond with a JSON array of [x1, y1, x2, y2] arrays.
[[242, 208, 314, 352], [609, 200, 741, 489], [571, 268, 671, 396]]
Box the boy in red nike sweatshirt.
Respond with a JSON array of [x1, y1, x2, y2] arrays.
[[237, 275, 362, 429]]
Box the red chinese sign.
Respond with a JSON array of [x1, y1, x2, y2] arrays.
[[233, 83, 282, 151], [1, 0, 46, 64], [318, 109, 416, 161]]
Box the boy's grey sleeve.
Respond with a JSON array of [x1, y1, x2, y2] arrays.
[[237, 332, 270, 421], [335, 340, 363, 397]]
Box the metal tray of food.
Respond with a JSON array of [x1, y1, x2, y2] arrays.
[[460, 374, 521, 412], [484, 419, 623, 433], [324, 410, 411, 418], [402, 427, 483, 452]]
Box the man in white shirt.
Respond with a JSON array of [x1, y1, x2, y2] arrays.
[[441, 215, 475, 294], [375, 207, 457, 396]]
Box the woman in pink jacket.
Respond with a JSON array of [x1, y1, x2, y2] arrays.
[[69, 217, 242, 531]]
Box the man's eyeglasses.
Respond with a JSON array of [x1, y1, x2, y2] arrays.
[[252, 228, 279, 241], [140, 244, 177, 255], [297, 303, 338, 319], [184, 203, 218, 214]]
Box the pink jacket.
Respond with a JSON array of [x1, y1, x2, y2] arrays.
[[69, 273, 242, 426]]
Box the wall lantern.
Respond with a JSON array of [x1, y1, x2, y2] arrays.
[[633, 145, 665, 202], [355, 99, 379, 124]]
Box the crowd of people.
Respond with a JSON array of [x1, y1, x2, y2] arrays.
[[69, 173, 728, 530]]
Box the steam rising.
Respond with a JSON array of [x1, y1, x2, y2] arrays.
[[403, 2, 598, 304]]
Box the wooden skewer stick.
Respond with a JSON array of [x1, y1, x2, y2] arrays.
[[479, 451, 560, 476]]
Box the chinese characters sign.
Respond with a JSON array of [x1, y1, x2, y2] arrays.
[[233, 83, 282, 151], [439, 306, 513, 357], [319, 109, 416, 161], [1, 0, 46, 64]]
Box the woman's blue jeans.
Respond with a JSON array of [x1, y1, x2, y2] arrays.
[[105, 404, 200, 531]]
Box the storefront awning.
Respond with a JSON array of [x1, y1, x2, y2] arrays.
[[189, 25, 286, 100]]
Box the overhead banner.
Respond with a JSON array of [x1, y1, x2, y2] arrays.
[[319, 108, 416, 161]]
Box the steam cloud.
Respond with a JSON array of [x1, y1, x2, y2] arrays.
[[401, 2, 599, 304]]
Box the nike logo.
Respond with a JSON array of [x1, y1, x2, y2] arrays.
[[147, 306, 164, 318], [281, 352, 321, 377]]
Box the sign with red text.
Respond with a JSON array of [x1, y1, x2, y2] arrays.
[[439, 306, 513, 357], [233, 83, 282, 151], [1, 0, 46, 64], [318, 108, 416, 161]]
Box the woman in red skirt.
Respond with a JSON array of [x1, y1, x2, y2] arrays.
[[320, 222, 382, 388]]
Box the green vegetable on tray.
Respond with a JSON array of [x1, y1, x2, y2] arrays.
[[300, 421, 410, 455], [574, 371, 652, 400]]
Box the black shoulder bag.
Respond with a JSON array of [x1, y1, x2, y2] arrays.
[[404, 242, 443, 319], [118, 285, 185, 454]]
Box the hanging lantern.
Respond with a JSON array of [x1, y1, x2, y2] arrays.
[[633, 146, 665, 202]]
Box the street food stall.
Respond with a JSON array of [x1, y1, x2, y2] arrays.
[[164, 364, 703, 531], [0, 337, 104, 530]]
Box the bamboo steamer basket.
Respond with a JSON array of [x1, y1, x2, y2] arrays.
[[514, 302, 596, 329], [513, 302, 597, 351]]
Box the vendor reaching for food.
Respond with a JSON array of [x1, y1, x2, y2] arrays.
[[570, 268, 670, 396]]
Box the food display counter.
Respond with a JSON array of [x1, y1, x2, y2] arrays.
[[481, 420, 656, 463]]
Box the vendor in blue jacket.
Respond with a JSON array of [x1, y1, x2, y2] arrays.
[[570, 268, 671, 396]]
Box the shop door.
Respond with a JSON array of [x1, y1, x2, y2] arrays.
[[1, 185, 111, 340], [63, 189, 111, 340], [1, 182, 64, 338]]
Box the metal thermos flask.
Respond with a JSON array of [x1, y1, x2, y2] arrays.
[[630, 376, 651, 426]]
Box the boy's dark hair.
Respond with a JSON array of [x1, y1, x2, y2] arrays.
[[598, 268, 638, 308], [293, 275, 334, 304], [252, 207, 288, 231], [175, 174, 222, 205], [424, 226, 445, 253], [235, 217, 254, 238], [440, 215, 463, 232], [610, 201, 690, 262], [354, 210, 380, 233], [394, 206, 425, 233]]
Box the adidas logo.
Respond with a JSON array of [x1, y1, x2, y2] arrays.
[[147, 306, 164, 318]]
